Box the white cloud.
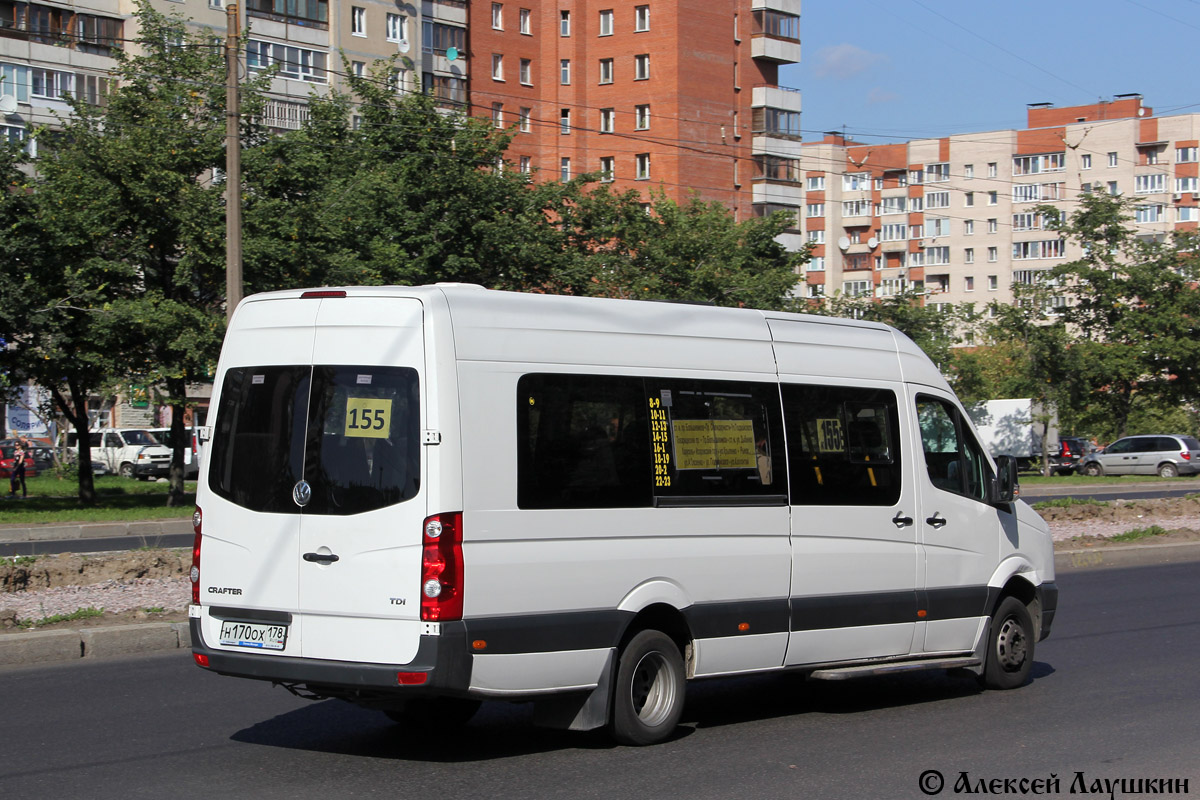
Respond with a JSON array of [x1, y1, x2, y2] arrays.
[[812, 44, 888, 80]]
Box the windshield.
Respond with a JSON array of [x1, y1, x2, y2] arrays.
[[208, 365, 420, 515]]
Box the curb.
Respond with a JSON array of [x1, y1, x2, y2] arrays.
[[1054, 539, 1200, 572], [0, 622, 190, 668], [0, 518, 193, 544]]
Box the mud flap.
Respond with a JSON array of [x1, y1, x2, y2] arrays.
[[532, 649, 616, 731]]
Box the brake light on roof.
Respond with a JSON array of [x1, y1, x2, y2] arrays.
[[300, 290, 347, 299], [191, 506, 203, 605], [421, 512, 464, 621]]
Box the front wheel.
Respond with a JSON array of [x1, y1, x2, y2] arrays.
[[1082, 462, 1103, 477], [610, 629, 686, 746], [979, 596, 1035, 690], [1158, 462, 1179, 478], [118, 462, 135, 479]]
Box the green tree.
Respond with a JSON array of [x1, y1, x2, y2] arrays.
[[1037, 192, 1200, 438], [0, 2, 264, 503]]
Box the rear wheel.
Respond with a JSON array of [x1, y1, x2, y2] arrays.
[[383, 696, 481, 728], [979, 596, 1035, 690], [118, 462, 135, 479], [1082, 462, 1103, 477], [610, 629, 685, 746], [1158, 462, 1179, 478]]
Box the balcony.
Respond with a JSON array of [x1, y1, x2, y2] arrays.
[[750, 2, 801, 64], [752, 84, 802, 113]]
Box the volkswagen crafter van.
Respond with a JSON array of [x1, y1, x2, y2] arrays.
[[190, 285, 1057, 746]]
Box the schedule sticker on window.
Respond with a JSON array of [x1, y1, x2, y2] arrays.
[[672, 419, 757, 470], [344, 397, 392, 439]]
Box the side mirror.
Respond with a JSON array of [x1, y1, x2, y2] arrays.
[[992, 455, 1019, 504]]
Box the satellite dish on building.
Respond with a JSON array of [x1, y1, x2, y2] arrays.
[[837, 236, 850, 250], [867, 237, 879, 249], [398, 38, 410, 53], [445, 46, 458, 61], [0, 95, 17, 114]]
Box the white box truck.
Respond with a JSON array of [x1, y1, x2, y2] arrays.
[[967, 398, 1059, 472], [189, 285, 1057, 745]]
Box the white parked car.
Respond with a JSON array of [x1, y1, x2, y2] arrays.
[[65, 428, 172, 480]]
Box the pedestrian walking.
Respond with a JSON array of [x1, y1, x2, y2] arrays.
[[8, 438, 29, 498]]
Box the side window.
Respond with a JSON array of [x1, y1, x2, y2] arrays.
[[518, 374, 652, 509], [1105, 438, 1133, 455], [90, 433, 102, 447], [916, 396, 989, 501], [516, 374, 785, 509], [646, 378, 785, 504], [781, 384, 901, 506], [104, 433, 122, 448]]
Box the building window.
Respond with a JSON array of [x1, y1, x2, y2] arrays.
[[806, 175, 825, 191], [987, 247, 997, 262], [635, 54, 650, 80], [600, 108, 615, 133], [492, 54, 504, 81], [599, 58, 613, 84], [491, 2, 503, 29], [351, 6, 365, 36], [560, 108, 570, 134], [1178, 206, 1198, 222], [1013, 240, 1065, 260], [880, 223, 906, 241], [560, 10, 570, 36], [1081, 154, 1092, 169], [519, 155, 531, 174], [422, 21, 464, 54], [561, 157, 571, 182], [1108, 151, 1119, 167], [491, 103, 503, 128], [599, 9, 613, 36], [519, 107, 531, 132], [964, 219, 974, 235], [1135, 173, 1166, 194], [247, 40, 328, 83], [636, 153, 651, 179], [925, 191, 950, 209], [842, 200, 871, 217], [806, 230, 825, 244], [988, 191, 998, 205], [560, 59, 571, 84], [385, 13, 406, 42], [1108, 181, 1120, 195], [519, 8, 531, 34], [1135, 204, 1164, 224], [806, 203, 826, 218], [351, 60, 365, 77], [988, 275, 998, 290], [1177, 146, 1198, 163], [987, 162, 997, 178], [808, 256, 825, 271], [964, 164, 974, 179], [600, 156, 614, 182], [880, 196, 906, 215], [964, 191, 974, 207], [634, 4, 649, 31], [1177, 177, 1199, 194], [927, 217, 951, 237], [965, 250, 975, 266], [520, 58, 532, 85], [1012, 212, 1044, 231], [926, 163, 950, 182], [1012, 153, 1065, 175], [753, 107, 801, 138], [987, 218, 998, 233], [635, 104, 650, 130]]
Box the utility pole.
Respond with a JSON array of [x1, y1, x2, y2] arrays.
[[224, 3, 243, 321]]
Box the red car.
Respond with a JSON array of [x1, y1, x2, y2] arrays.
[[0, 442, 40, 479]]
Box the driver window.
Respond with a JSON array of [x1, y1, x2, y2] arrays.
[[916, 396, 989, 501]]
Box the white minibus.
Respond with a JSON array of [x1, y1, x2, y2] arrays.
[[190, 285, 1057, 745]]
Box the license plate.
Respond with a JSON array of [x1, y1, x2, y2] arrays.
[[219, 620, 288, 651]]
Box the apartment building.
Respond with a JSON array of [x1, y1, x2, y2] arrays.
[[467, 0, 802, 231], [798, 95, 1199, 309]]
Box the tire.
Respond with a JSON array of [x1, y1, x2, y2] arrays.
[[1158, 462, 1179, 478], [118, 462, 135, 479], [610, 629, 686, 746], [979, 596, 1035, 690], [1082, 462, 1103, 477], [383, 696, 481, 728]]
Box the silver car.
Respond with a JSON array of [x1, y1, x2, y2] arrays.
[[1076, 434, 1200, 478]]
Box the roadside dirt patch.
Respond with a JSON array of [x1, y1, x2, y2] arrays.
[[0, 549, 188, 593]]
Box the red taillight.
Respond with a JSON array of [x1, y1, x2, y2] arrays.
[[1062, 442, 1072, 456], [300, 290, 347, 299], [194, 653, 210, 668], [396, 672, 429, 685], [421, 512, 464, 622], [1182, 451, 1191, 461], [191, 506, 203, 605]]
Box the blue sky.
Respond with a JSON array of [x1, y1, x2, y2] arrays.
[[779, 0, 1200, 142]]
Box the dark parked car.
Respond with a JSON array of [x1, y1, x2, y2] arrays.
[[1049, 436, 1092, 475], [1076, 434, 1200, 478]]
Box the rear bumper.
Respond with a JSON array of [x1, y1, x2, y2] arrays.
[[190, 618, 474, 696]]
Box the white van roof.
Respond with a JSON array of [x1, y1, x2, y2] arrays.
[[235, 286, 951, 390]]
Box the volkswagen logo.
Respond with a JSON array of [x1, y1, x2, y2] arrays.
[[292, 480, 312, 507]]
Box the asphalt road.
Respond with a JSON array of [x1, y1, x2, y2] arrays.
[[2, 561, 1197, 799]]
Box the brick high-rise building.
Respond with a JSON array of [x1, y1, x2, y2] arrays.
[[797, 95, 1199, 312], [468, 0, 802, 237]]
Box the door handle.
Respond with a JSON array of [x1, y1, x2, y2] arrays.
[[303, 551, 340, 565], [926, 512, 947, 529], [892, 512, 914, 528]]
